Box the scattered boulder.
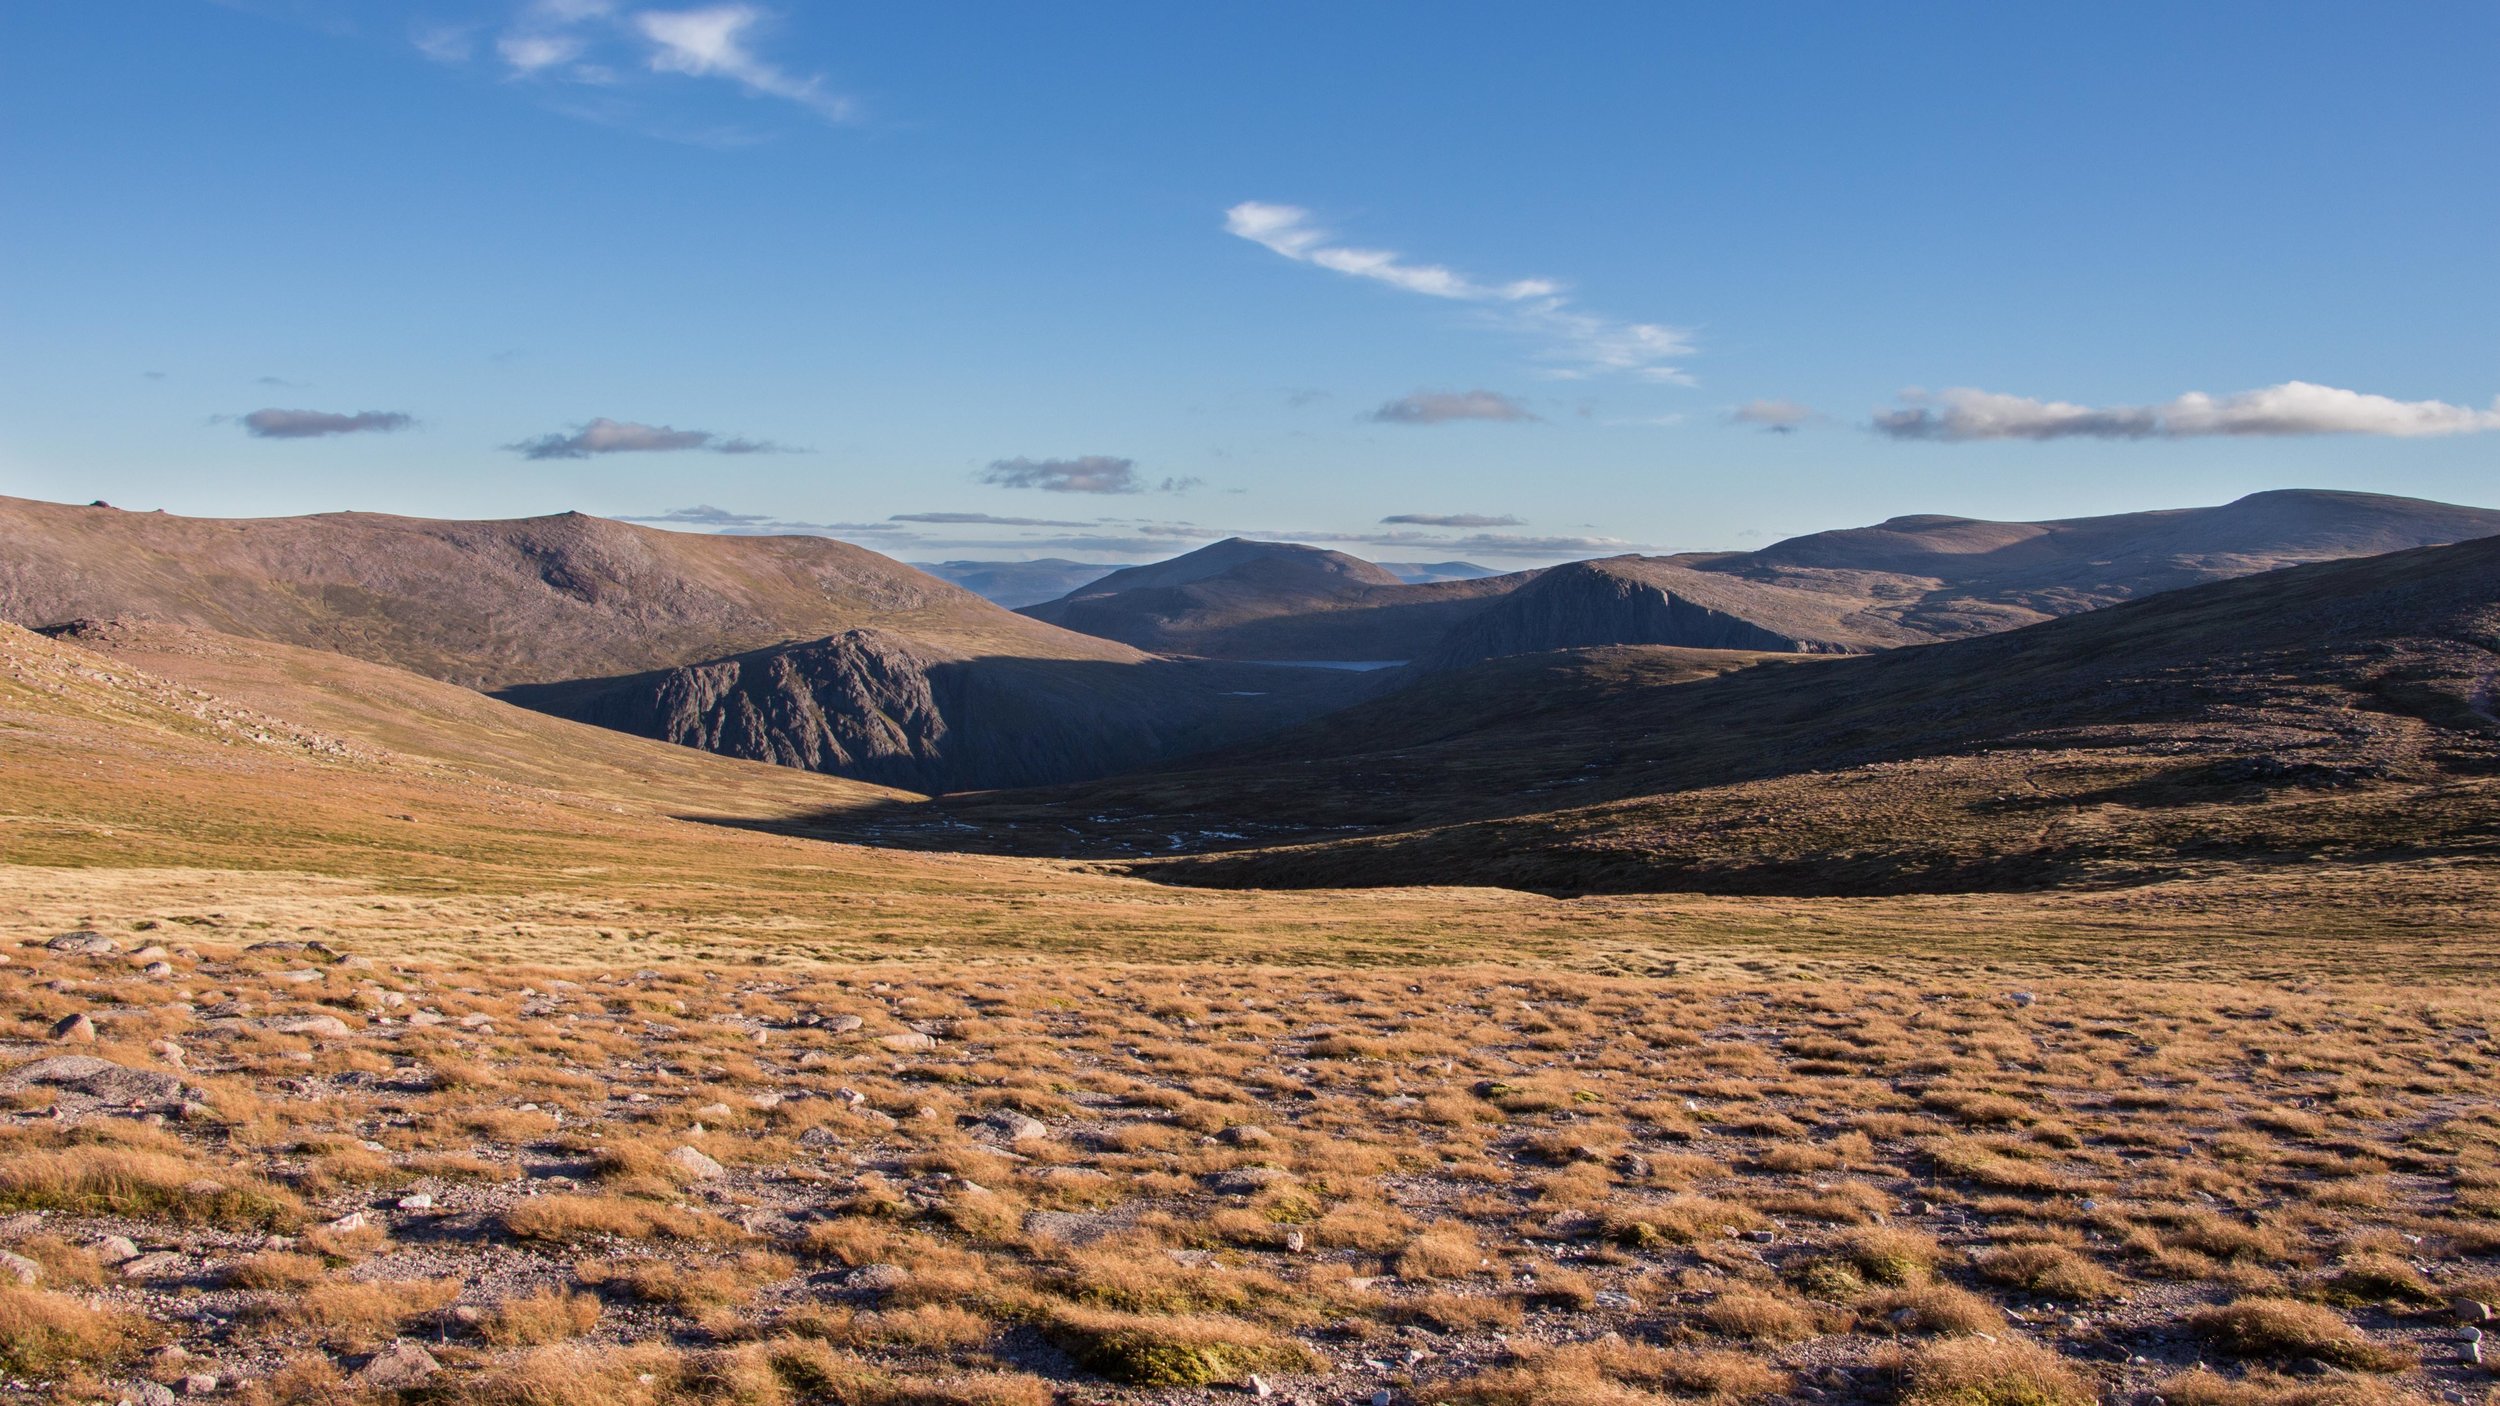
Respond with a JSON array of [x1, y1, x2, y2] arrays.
[[92, 1235, 141, 1264], [121, 1381, 178, 1406], [50, 1013, 97, 1044], [262, 1014, 352, 1038], [877, 1031, 937, 1052], [180, 1374, 219, 1397], [4, 1054, 187, 1105], [0, 1249, 39, 1286], [825, 1014, 866, 1033], [1218, 1125, 1273, 1147], [47, 931, 117, 955], [983, 1110, 1051, 1143], [665, 1145, 725, 1180], [359, 1341, 440, 1390]]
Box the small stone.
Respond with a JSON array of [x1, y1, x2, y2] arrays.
[[93, 1234, 141, 1264], [1248, 1373, 1274, 1398], [1372, 1391, 1394, 1406], [665, 1145, 725, 1180], [696, 1102, 733, 1119], [877, 1031, 936, 1052], [144, 962, 174, 978], [119, 1251, 185, 1279], [451, 1305, 484, 1326], [323, 1212, 369, 1234], [396, 1193, 435, 1211], [825, 1014, 865, 1033], [0, 1249, 38, 1286], [279, 968, 324, 984], [2460, 1299, 2495, 1324], [180, 1373, 219, 1396], [359, 1340, 440, 1389], [122, 1381, 178, 1406], [51, 1013, 96, 1043], [847, 1262, 907, 1294], [1748, 1229, 1777, 1244], [456, 1012, 494, 1029], [46, 931, 117, 955], [1284, 1229, 1307, 1253], [1219, 1124, 1273, 1147]]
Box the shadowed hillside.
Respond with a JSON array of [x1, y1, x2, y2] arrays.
[[831, 534, 2500, 895], [501, 631, 1377, 794]]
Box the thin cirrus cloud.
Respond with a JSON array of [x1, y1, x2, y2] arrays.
[[1370, 390, 1538, 425], [505, 417, 796, 459], [889, 512, 1094, 527], [242, 408, 414, 439], [420, 3, 853, 127], [1729, 399, 1817, 433], [1224, 202, 1694, 383], [1381, 513, 1524, 528], [1874, 382, 2500, 442]]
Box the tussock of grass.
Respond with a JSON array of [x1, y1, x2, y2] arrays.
[[1043, 1304, 1320, 1387], [499, 1194, 747, 1246], [2190, 1298, 2414, 1372], [482, 1288, 603, 1346], [0, 1285, 153, 1376], [250, 1276, 460, 1348], [1900, 1336, 2098, 1406], [0, 1144, 301, 1228]]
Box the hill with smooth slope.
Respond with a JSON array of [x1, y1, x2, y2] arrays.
[[1021, 537, 1533, 659], [1422, 489, 2500, 669], [0, 495, 1136, 690]]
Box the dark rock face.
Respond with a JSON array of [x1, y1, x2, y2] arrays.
[[502, 629, 1374, 794]]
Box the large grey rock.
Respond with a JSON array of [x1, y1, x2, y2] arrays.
[[4, 1054, 186, 1105], [47, 931, 118, 955]]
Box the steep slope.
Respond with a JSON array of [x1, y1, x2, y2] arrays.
[[40, 617, 911, 815], [854, 534, 2500, 895], [0, 495, 1136, 690], [1021, 537, 1532, 659], [501, 632, 1378, 794]]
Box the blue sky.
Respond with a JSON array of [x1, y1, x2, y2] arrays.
[[2, 2, 2494, 565]]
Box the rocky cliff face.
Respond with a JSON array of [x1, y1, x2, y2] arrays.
[[502, 629, 1376, 794], [1415, 561, 1865, 671]]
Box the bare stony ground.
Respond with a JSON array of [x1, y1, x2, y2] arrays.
[[4, 929, 2498, 1406]]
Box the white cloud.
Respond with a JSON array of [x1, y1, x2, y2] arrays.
[[436, 2, 852, 126], [635, 5, 851, 120], [1875, 381, 2500, 442], [1225, 201, 1693, 381], [1370, 390, 1538, 425]]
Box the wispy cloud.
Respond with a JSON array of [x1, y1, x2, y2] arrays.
[[424, 2, 852, 131], [620, 504, 900, 533], [1729, 398, 1817, 433], [1370, 390, 1537, 425], [242, 408, 414, 439], [1381, 513, 1523, 528], [1225, 201, 1694, 382], [1874, 382, 2500, 442], [506, 416, 797, 459], [891, 512, 1093, 527], [635, 5, 851, 120]]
